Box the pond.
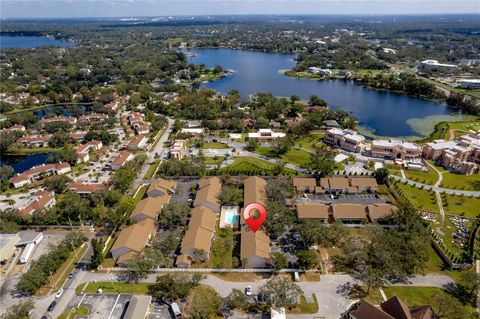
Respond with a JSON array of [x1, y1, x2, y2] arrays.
[[0, 153, 51, 175], [187, 48, 453, 138], [0, 35, 76, 49]]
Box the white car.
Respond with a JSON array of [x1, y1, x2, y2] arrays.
[[55, 288, 64, 298], [245, 286, 252, 296]]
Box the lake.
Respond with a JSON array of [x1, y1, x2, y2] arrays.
[[187, 48, 452, 138], [0, 153, 51, 175], [0, 35, 76, 49]]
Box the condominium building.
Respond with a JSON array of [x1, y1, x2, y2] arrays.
[[324, 128, 366, 153], [18, 134, 52, 147], [170, 140, 187, 160], [371, 139, 422, 160], [10, 162, 71, 188]]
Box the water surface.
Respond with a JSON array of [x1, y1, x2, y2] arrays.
[[0, 153, 51, 175], [0, 35, 76, 49]]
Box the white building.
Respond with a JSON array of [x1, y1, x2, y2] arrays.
[[324, 128, 366, 153], [421, 60, 458, 70], [248, 129, 286, 142], [457, 79, 480, 89]]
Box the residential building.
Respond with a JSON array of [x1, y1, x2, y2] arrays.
[[457, 79, 480, 89], [128, 135, 148, 150], [240, 226, 271, 268], [194, 177, 222, 212], [41, 116, 77, 126], [423, 133, 480, 175], [181, 121, 204, 136], [367, 204, 398, 224], [296, 203, 329, 222], [350, 177, 378, 193], [68, 131, 87, 142], [130, 196, 171, 222], [112, 151, 134, 170], [319, 177, 351, 194], [110, 218, 157, 266], [178, 206, 217, 265], [331, 204, 367, 224], [247, 129, 286, 142], [322, 120, 340, 128], [292, 177, 317, 193], [18, 134, 52, 147], [75, 140, 103, 163], [350, 295, 435, 319], [170, 140, 187, 160], [16, 191, 56, 216], [244, 176, 267, 206], [0, 234, 20, 263], [371, 139, 422, 160], [146, 179, 176, 197], [68, 181, 110, 196], [1, 124, 26, 133], [10, 162, 71, 188], [78, 113, 109, 123], [324, 128, 366, 153]]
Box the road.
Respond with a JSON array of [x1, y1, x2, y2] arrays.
[[389, 174, 480, 197]]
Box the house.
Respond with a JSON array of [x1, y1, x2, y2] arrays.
[[78, 113, 109, 124], [319, 177, 350, 194], [128, 135, 148, 150], [130, 196, 171, 222], [331, 204, 366, 224], [16, 191, 56, 216], [292, 177, 317, 193], [75, 140, 103, 163], [324, 128, 366, 153], [18, 134, 52, 147], [1, 124, 25, 133], [110, 219, 157, 266], [68, 131, 87, 142], [146, 179, 176, 197], [240, 226, 271, 268], [350, 295, 435, 319], [181, 127, 204, 136], [179, 206, 217, 264], [322, 120, 340, 128], [194, 177, 222, 212], [350, 177, 378, 193], [175, 254, 192, 268], [248, 129, 286, 142], [10, 162, 71, 188], [68, 181, 110, 196], [244, 176, 267, 206], [112, 151, 134, 170], [371, 139, 422, 161], [170, 140, 187, 160], [41, 116, 77, 126], [296, 203, 329, 222], [367, 204, 398, 224]]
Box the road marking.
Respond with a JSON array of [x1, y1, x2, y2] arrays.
[[77, 293, 86, 308], [107, 294, 121, 319]]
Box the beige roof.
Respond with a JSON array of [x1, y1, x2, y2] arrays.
[[175, 254, 192, 266], [240, 227, 271, 260], [331, 204, 366, 219], [194, 177, 221, 208], [181, 226, 214, 253], [189, 206, 217, 232], [111, 219, 156, 255], [130, 196, 170, 220], [244, 176, 266, 206], [147, 178, 176, 196], [326, 177, 350, 189], [117, 251, 137, 264], [367, 204, 398, 220], [292, 177, 316, 188], [350, 177, 378, 188], [296, 204, 330, 219]]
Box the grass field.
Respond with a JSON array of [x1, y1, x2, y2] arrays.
[[215, 156, 297, 175], [76, 282, 150, 294], [203, 157, 226, 165], [442, 194, 480, 218], [439, 172, 480, 191], [295, 135, 325, 152], [144, 160, 160, 179], [202, 142, 229, 149], [404, 169, 439, 185], [210, 228, 235, 268], [287, 294, 319, 314], [394, 182, 439, 212], [255, 147, 311, 167]]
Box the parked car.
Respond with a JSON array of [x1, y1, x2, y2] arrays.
[[68, 272, 75, 279], [47, 301, 57, 312], [55, 288, 63, 298], [245, 286, 252, 296]]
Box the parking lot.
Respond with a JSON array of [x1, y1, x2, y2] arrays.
[[75, 294, 131, 319], [170, 179, 197, 204], [297, 193, 387, 205]]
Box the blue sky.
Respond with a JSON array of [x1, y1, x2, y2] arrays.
[[1, 0, 479, 18]]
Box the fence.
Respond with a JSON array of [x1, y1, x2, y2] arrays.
[[99, 267, 305, 273]]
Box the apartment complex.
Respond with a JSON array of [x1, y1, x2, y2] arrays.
[[16, 191, 56, 216], [371, 139, 422, 160], [112, 151, 134, 170], [194, 177, 222, 212], [324, 128, 366, 153], [10, 162, 71, 188], [18, 134, 52, 147], [170, 140, 187, 160], [75, 140, 103, 163], [423, 133, 480, 175]]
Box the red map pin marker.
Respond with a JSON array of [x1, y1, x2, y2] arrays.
[[243, 202, 267, 233]]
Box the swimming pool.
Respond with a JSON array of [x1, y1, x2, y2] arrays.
[[220, 206, 239, 228], [224, 208, 237, 224]]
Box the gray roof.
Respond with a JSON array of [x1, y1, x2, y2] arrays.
[[123, 295, 152, 319], [16, 231, 43, 246], [0, 234, 19, 250]]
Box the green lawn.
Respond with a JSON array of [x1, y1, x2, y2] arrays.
[[295, 134, 325, 152], [210, 228, 234, 268], [76, 282, 150, 294], [58, 306, 89, 319], [203, 157, 226, 165], [442, 194, 480, 218], [202, 142, 229, 149], [393, 182, 439, 212], [287, 294, 319, 314], [404, 169, 439, 185], [255, 147, 311, 167], [215, 156, 297, 176], [134, 185, 148, 202], [440, 172, 480, 191], [144, 160, 160, 179]]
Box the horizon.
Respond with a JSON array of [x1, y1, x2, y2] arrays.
[[1, 0, 479, 19]]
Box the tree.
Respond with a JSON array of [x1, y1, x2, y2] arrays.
[[43, 175, 72, 193], [218, 185, 243, 206], [185, 286, 221, 319], [296, 250, 317, 270], [158, 203, 190, 228], [309, 95, 327, 107], [270, 252, 288, 271], [245, 140, 259, 152], [90, 238, 104, 269], [308, 144, 337, 178], [148, 274, 199, 300], [266, 179, 295, 203], [272, 160, 285, 176], [259, 277, 302, 308], [227, 289, 248, 309], [1, 300, 34, 319], [271, 136, 294, 157], [374, 168, 390, 184], [432, 293, 470, 319], [0, 165, 14, 191]]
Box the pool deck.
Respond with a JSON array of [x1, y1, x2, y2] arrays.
[[219, 205, 239, 229]]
